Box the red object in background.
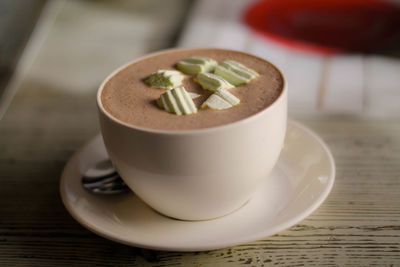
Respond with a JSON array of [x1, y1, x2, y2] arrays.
[[244, 0, 400, 54]]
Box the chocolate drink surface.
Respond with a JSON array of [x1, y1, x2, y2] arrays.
[[101, 49, 284, 131]]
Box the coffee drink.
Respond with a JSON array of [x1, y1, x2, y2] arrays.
[[97, 48, 287, 220], [101, 48, 283, 130]]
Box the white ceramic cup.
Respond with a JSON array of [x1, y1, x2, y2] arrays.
[[97, 48, 287, 221]]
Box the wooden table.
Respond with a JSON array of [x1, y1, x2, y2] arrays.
[[1, 1, 399, 266]]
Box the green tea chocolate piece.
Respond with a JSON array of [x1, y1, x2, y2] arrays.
[[177, 56, 217, 75], [214, 60, 259, 86], [195, 72, 233, 92], [145, 69, 184, 89], [201, 88, 240, 110], [157, 87, 197, 115]]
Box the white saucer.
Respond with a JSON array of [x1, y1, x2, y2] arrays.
[[60, 121, 335, 251]]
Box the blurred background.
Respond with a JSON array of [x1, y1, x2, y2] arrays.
[[1, 0, 399, 120]]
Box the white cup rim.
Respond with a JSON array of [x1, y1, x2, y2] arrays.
[[97, 47, 287, 136]]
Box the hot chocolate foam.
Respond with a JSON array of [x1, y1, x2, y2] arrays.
[[101, 49, 284, 130]]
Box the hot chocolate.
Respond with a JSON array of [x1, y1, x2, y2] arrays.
[[101, 48, 284, 130]]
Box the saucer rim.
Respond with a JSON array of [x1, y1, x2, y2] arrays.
[[60, 120, 335, 251]]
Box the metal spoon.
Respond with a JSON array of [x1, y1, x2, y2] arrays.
[[82, 159, 130, 194]]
